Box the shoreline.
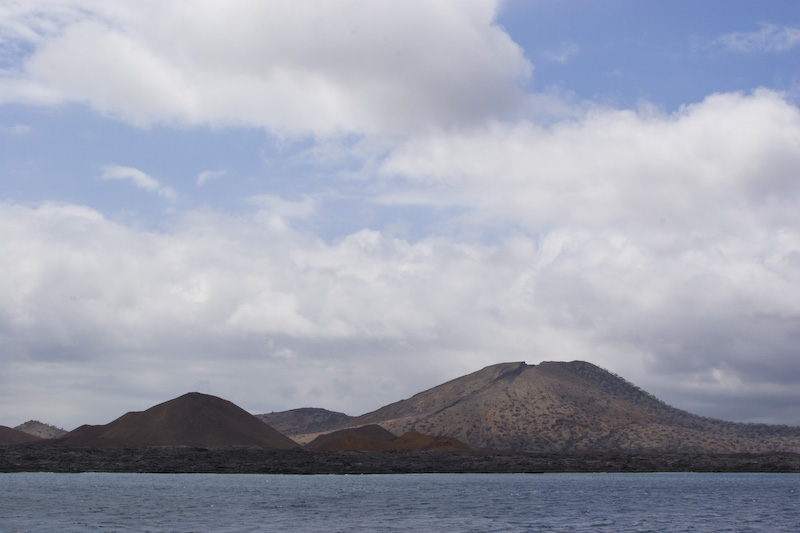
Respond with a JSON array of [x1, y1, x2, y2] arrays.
[[2, 444, 798, 474]]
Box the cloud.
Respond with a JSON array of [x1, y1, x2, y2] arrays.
[[196, 170, 227, 186], [0, 123, 33, 136], [715, 22, 800, 53], [0, 0, 530, 135], [379, 90, 800, 232], [0, 3, 798, 432], [542, 42, 580, 63], [101, 165, 176, 199], [0, 201, 528, 426], [2, 83, 799, 431]]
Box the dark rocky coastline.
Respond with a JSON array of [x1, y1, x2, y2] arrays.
[[2, 444, 797, 474]]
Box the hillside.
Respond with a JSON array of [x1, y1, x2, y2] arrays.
[[306, 425, 471, 452], [0, 425, 43, 445], [316, 361, 800, 453], [305, 424, 396, 450], [256, 408, 352, 436], [57, 392, 301, 449], [15, 420, 67, 439]]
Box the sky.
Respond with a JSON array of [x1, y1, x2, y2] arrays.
[[1, 0, 799, 431]]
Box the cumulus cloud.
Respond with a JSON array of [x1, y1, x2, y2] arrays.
[[715, 22, 800, 53], [0, 0, 530, 135], [379, 90, 800, 232], [101, 165, 176, 199], [0, 201, 534, 426], [2, 83, 800, 430]]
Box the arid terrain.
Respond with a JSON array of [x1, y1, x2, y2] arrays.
[[14, 420, 67, 439], [271, 361, 800, 454]]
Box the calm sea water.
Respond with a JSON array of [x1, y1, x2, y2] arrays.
[[1, 472, 797, 532]]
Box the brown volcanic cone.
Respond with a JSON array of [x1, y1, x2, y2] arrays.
[[334, 361, 800, 454], [0, 425, 43, 444], [306, 424, 396, 451], [307, 425, 471, 452], [58, 392, 301, 449]]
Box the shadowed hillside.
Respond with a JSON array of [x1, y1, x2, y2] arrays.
[[0, 425, 42, 445], [307, 361, 800, 453], [57, 392, 301, 449], [305, 424, 396, 451], [306, 425, 471, 452]]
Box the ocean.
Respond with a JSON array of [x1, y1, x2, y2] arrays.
[[1, 472, 797, 532]]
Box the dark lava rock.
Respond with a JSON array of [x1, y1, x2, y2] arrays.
[[1, 444, 797, 474]]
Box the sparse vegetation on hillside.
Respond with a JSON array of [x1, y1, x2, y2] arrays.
[[290, 361, 800, 454], [256, 408, 352, 436], [15, 420, 67, 439]]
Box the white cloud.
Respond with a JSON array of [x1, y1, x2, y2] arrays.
[[1, 114, 799, 431], [0, 0, 530, 135], [245, 195, 317, 232], [542, 42, 580, 63], [100, 165, 176, 200], [715, 22, 800, 53], [0, 201, 529, 426], [0, 123, 33, 136], [379, 90, 800, 233], [196, 170, 227, 186]]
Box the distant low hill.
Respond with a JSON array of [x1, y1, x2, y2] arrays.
[[256, 408, 352, 436], [15, 420, 67, 439], [271, 361, 800, 454], [0, 425, 43, 445], [56, 392, 301, 449], [306, 424, 396, 450], [306, 425, 471, 452]]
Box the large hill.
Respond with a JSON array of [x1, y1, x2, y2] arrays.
[[283, 361, 800, 453], [57, 392, 300, 449]]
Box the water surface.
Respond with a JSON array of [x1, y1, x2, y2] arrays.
[[1, 472, 797, 532]]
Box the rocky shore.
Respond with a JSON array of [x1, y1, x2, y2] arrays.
[[2, 444, 797, 474]]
